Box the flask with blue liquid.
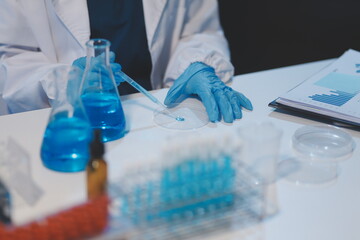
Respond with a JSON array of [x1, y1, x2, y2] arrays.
[[80, 39, 126, 142], [41, 66, 93, 172]]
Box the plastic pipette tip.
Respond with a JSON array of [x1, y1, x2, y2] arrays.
[[119, 71, 185, 122]]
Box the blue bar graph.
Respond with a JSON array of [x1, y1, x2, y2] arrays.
[[356, 63, 360, 73], [309, 90, 356, 106], [309, 72, 360, 106]]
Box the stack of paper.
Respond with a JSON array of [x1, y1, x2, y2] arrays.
[[269, 49, 360, 127]]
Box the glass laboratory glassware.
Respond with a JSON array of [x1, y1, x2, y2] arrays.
[[80, 39, 126, 142], [41, 66, 93, 172], [237, 121, 283, 184], [153, 98, 209, 130], [286, 125, 355, 186]]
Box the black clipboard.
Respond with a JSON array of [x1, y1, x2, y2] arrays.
[[268, 99, 360, 131]]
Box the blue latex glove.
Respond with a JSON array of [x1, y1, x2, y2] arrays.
[[164, 62, 253, 123], [72, 51, 123, 85]]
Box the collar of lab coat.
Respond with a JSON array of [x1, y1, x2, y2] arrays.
[[51, 0, 168, 55], [142, 0, 168, 47], [17, 0, 58, 62], [19, 0, 168, 62], [50, 0, 90, 49]]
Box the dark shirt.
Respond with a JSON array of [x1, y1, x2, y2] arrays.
[[87, 0, 153, 95]]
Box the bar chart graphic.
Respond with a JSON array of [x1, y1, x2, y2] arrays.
[[309, 72, 360, 106]]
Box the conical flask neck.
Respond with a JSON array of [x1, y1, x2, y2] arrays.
[[82, 38, 117, 93], [49, 66, 89, 121], [86, 39, 111, 66]]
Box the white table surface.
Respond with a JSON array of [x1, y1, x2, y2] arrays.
[[1, 59, 360, 240]]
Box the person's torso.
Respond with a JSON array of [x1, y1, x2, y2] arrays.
[[87, 0, 153, 95]]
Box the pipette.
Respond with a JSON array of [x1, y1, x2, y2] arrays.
[[118, 71, 185, 122]]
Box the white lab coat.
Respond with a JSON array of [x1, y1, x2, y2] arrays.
[[0, 0, 234, 114]]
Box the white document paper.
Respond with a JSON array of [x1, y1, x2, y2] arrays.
[[276, 49, 360, 125]]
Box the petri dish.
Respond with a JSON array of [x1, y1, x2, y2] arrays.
[[292, 125, 355, 162], [153, 99, 209, 130], [285, 125, 355, 185]]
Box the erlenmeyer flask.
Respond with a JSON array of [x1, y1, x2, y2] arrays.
[[40, 66, 93, 172], [80, 39, 126, 142]]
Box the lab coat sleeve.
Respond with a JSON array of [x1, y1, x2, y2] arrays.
[[163, 0, 234, 87], [1, 51, 65, 113]]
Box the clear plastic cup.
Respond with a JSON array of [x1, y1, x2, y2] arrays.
[[286, 125, 355, 185], [237, 122, 283, 185]]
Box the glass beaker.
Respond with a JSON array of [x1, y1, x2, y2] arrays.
[[237, 121, 283, 185], [80, 39, 126, 142], [41, 66, 93, 172]]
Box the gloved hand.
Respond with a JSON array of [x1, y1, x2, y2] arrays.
[[72, 51, 123, 85], [164, 62, 253, 123]]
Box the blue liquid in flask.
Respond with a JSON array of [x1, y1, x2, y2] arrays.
[[82, 92, 126, 142], [41, 117, 92, 172]]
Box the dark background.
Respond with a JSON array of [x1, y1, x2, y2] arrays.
[[218, 0, 360, 75]]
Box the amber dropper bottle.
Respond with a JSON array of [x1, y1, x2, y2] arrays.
[[87, 129, 107, 200]]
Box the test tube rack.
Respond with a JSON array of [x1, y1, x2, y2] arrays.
[[106, 156, 266, 240]]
